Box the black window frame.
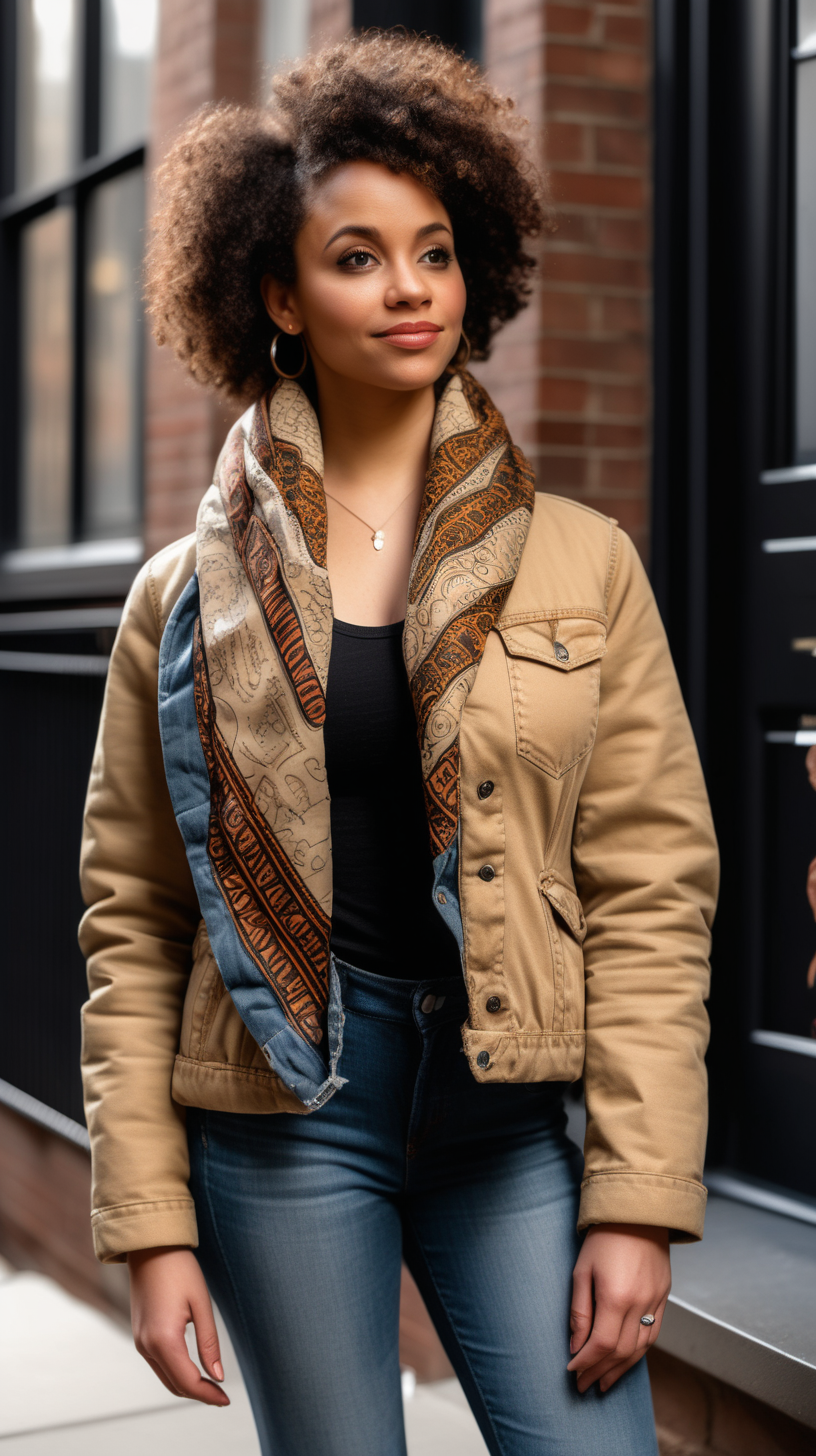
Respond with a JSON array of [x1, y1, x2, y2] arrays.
[[0, 0, 147, 571], [653, 0, 816, 1219]]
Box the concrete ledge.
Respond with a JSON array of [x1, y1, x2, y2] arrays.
[[662, 1195, 816, 1429]]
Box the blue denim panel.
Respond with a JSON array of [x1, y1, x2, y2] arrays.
[[431, 837, 464, 957], [157, 573, 346, 1109]]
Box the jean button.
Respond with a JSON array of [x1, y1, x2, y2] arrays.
[[479, 864, 495, 882], [486, 996, 501, 1013], [420, 993, 437, 1014], [476, 1050, 490, 1069], [478, 780, 494, 800]]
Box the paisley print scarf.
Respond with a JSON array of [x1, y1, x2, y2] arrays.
[[163, 369, 534, 1104]]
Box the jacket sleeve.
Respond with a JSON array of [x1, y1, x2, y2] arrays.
[[572, 527, 719, 1242], [79, 556, 201, 1263]]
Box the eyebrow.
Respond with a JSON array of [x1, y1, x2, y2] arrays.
[[322, 221, 452, 252]]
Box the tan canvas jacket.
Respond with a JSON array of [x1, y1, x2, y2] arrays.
[[80, 492, 719, 1263]]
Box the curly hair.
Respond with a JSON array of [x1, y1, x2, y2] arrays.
[[145, 30, 546, 401]]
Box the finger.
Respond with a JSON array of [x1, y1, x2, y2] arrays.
[[597, 1296, 670, 1394], [599, 1347, 646, 1393], [572, 1304, 643, 1393], [190, 1289, 224, 1382], [569, 1267, 594, 1355], [144, 1331, 230, 1407], [567, 1306, 626, 1381], [142, 1355, 185, 1398]]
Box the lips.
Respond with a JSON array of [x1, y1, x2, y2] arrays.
[[374, 321, 444, 349]]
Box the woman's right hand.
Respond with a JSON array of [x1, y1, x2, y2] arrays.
[[127, 1246, 230, 1406]]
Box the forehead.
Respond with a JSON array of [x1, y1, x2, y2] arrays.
[[304, 160, 451, 232]]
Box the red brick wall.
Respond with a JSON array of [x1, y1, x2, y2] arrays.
[[0, 1105, 128, 1318], [143, 0, 262, 558], [478, 0, 652, 559], [310, 0, 351, 48]]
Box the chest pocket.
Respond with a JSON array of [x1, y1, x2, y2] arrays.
[[496, 614, 607, 779]]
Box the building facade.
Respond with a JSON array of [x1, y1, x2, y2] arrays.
[[0, 2, 814, 1451]]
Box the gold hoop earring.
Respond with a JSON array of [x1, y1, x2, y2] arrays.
[[456, 330, 471, 368], [271, 330, 307, 380]]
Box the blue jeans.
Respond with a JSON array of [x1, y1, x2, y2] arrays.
[[187, 959, 658, 1456]]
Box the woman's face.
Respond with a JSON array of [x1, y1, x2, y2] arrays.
[[261, 160, 467, 391]]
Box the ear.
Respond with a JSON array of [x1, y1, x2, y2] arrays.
[[260, 275, 304, 335]]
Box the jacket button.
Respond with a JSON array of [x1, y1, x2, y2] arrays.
[[477, 780, 494, 800], [476, 1050, 490, 1068], [486, 996, 501, 1013], [553, 642, 569, 662], [479, 864, 495, 882]]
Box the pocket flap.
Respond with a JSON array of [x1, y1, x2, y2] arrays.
[[539, 873, 588, 942], [496, 615, 607, 671]]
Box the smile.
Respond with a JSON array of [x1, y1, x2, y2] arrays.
[[374, 322, 443, 349]]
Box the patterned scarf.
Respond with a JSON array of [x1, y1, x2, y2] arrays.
[[192, 370, 534, 1054]]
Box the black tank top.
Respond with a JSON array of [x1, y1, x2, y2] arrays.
[[324, 619, 461, 979]]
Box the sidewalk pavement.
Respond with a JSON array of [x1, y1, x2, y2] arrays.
[[0, 1257, 489, 1454]]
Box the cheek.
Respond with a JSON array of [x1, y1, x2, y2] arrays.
[[446, 270, 468, 324], [302, 276, 379, 340]]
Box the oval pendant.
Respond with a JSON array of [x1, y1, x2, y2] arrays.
[[373, 531, 385, 551]]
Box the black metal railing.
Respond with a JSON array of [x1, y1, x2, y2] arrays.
[[0, 608, 117, 1130]]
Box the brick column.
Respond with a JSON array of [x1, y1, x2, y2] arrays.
[[310, 0, 351, 48], [479, 0, 652, 560], [143, 0, 261, 558]]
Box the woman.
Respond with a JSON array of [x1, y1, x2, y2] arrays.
[[79, 32, 718, 1456]]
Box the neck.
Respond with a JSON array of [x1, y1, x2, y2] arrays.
[[313, 370, 438, 499]]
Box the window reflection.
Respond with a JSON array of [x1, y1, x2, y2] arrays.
[[20, 209, 73, 549], [16, 0, 78, 192], [100, 0, 158, 155], [796, 61, 816, 462], [799, 0, 816, 49], [84, 170, 145, 540]]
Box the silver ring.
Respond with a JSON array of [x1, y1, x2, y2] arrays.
[[640, 1315, 656, 1327]]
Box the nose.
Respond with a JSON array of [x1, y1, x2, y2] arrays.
[[384, 259, 431, 311]]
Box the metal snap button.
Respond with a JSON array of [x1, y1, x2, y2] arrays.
[[485, 996, 501, 1013], [437, 891, 447, 904], [479, 864, 495, 882], [476, 1050, 490, 1068], [420, 993, 436, 1014], [553, 642, 569, 662], [477, 780, 495, 800]]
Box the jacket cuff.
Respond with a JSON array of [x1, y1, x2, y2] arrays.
[[91, 1198, 199, 1264], [578, 1173, 707, 1243]]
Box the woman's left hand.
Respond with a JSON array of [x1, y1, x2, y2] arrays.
[[566, 1223, 671, 1394]]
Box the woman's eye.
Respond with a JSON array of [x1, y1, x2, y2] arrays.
[[339, 249, 377, 268], [423, 247, 451, 265]]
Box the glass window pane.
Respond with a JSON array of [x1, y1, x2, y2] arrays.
[[796, 62, 816, 462], [83, 169, 145, 540], [799, 0, 816, 49], [20, 208, 74, 548], [16, 0, 79, 192], [100, 0, 158, 154]]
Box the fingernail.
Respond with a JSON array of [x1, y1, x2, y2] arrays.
[[213, 1361, 224, 1381]]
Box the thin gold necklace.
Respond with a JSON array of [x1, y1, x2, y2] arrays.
[[323, 483, 419, 551]]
